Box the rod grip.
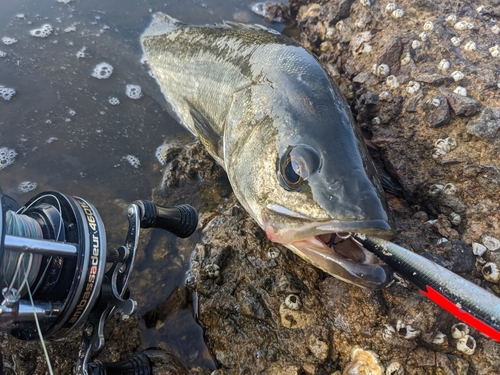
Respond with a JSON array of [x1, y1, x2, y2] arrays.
[[134, 200, 198, 238]]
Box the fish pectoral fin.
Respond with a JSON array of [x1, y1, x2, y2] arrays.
[[187, 103, 223, 160], [220, 21, 281, 35]]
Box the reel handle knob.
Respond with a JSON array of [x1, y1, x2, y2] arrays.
[[87, 352, 151, 375], [133, 200, 198, 238]]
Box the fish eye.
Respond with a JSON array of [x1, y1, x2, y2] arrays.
[[278, 145, 321, 191]]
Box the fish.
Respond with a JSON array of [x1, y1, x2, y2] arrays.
[[141, 13, 396, 288]]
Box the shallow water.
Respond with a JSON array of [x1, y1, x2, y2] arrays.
[[0, 0, 284, 369]]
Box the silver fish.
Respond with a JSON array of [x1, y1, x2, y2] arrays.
[[141, 13, 396, 288]]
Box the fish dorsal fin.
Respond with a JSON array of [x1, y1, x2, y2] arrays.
[[142, 12, 183, 37], [220, 21, 281, 35]]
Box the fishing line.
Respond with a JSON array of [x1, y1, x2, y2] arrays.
[[2, 199, 63, 375], [26, 279, 55, 375]]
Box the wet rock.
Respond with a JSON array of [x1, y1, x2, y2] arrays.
[[439, 88, 481, 117], [405, 92, 423, 112], [423, 93, 450, 127], [321, 0, 355, 25], [376, 37, 403, 75], [466, 108, 500, 141], [415, 73, 450, 86], [435, 352, 469, 375]]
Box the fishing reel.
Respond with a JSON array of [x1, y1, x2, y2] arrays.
[[0, 187, 198, 374]]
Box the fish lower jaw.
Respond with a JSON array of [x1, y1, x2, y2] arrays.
[[288, 233, 393, 289]]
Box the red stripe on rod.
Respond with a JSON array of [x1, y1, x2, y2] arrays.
[[420, 285, 500, 342]]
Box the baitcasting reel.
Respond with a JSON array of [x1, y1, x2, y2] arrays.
[[0, 187, 198, 374]]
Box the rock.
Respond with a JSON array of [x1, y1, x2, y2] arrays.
[[415, 73, 451, 86], [439, 88, 481, 117], [321, 0, 355, 25], [466, 108, 500, 141], [405, 92, 423, 112], [376, 36, 403, 75]]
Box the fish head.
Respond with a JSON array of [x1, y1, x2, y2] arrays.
[[225, 57, 395, 289]]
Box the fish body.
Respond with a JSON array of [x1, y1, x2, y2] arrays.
[[141, 13, 395, 288]]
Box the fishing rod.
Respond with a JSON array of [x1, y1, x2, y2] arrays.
[[0, 187, 198, 374], [352, 234, 500, 342]]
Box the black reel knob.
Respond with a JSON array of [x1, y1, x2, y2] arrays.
[[133, 200, 198, 238]]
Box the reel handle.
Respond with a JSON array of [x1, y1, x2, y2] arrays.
[[87, 352, 151, 375], [133, 200, 198, 238]]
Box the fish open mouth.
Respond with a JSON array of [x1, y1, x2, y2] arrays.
[[262, 206, 395, 288], [287, 232, 393, 289]]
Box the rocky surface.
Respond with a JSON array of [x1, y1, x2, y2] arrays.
[[176, 0, 500, 374]]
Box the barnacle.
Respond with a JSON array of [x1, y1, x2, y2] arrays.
[[379, 91, 392, 101], [446, 15, 457, 24], [438, 59, 450, 71], [423, 21, 434, 32], [449, 212, 461, 226], [453, 86, 467, 96], [492, 25, 500, 34], [372, 117, 381, 125], [411, 40, 421, 49], [372, 63, 390, 77], [285, 294, 301, 310], [204, 263, 220, 278], [406, 81, 420, 95], [386, 75, 399, 89], [451, 323, 469, 339], [432, 331, 447, 345], [451, 70, 464, 81], [400, 52, 411, 65], [343, 347, 384, 375], [385, 3, 397, 12], [482, 262, 500, 283], [454, 21, 474, 30], [392, 9, 404, 19], [464, 41, 477, 51], [451, 36, 462, 47], [432, 148, 447, 159], [489, 45, 500, 58], [385, 361, 404, 375], [435, 139, 451, 152], [483, 235, 500, 251], [396, 319, 420, 339], [472, 242, 487, 256], [443, 183, 457, 195], [428, 184, 444, 195], [457, 335, 476, 355], [419, 32, 428, 41]]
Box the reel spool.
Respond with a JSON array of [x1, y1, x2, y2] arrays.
[[0, 190, 107, 341]]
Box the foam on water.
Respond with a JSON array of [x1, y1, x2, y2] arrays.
[[92, 62, 113, 79], [0, 86, 16, 101], [125, 84, 142, 99], [2, 37, 18, 45], [155, 144, 167, 165], [76, 46, 86, 58], [18, 181, 37, 193], [0, 51, 6, 58], [125, 155, 140, 168], [108, 97, 120, 105], [0, 147, 17, 170], [30, 24, 53, 38]]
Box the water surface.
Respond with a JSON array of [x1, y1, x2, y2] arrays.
[[0, 0, 283, 369]]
